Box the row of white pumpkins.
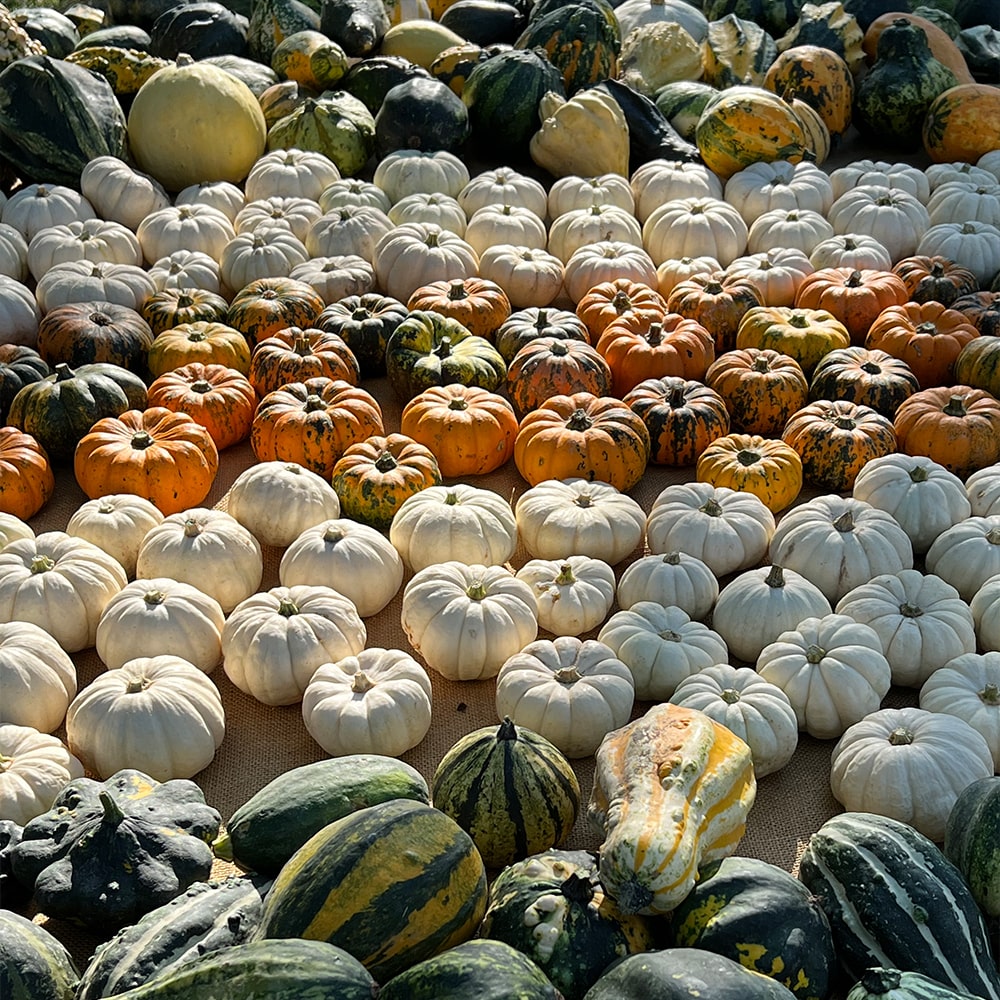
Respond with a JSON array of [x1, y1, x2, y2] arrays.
[[3, 451, 1000, 842], [1, 148, 1000, 343]]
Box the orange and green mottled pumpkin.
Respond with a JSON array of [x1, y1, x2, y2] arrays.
[[763, 44, 854, 142], [227, 277, 326, 350], [147, 322, 252, 377], [666, 274, 762, 355], [496, 308, 592, 366], [407, 277, 512, 341], [892, 256, 979, 308], [37, 303, 154, 374], [141, 288, 231, 336], [923, 84, 1000, 163], [952, 292, 1000, 339], [696, 432, 803, 512], [954, 334, 1000, 399], [249, 327, 360, 397], [735, 305, 851, 376], [0, 345, 50, 425], [793, 267, 910, 345], [808, 346, 919, 417], [506, 337, 613, 420]]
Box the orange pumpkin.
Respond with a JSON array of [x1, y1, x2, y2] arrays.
[[141, 288, 231, 335], [0, 426, 54, 519], [249, 327, 360, 396], [892, 256, 979, 308], [147, 321, 252, 377], [513, 391, 651, 491], [227, 276, 326, 349], [146, 362, 257, 450], [865, 301, 980, 389], [406, 277, 512, 341], [923, 84, 1000, 163], [666, 273, 763, 354], [251, 376, 384, 477], [575, 279, 666, 342], [794, 267, 910, 344], [735, 305, 851, 375], [623, 376, 730, 467], [505, 337, 613, 420], [808, 346, 919, 418], [400, 383, 518, 477], [952, 291, 1000, 338], [696, 432, 803, 513], [73, 407, 220, 515], [37, 303, 154, 374], [781, 398, 897, 490], [893, 385, 1000, 476], [596, 313, 716, 396], [704, 347, 809, 436]]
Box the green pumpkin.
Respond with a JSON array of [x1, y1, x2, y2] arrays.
[[73, 24, 152, 49], [841, 0, 912, 29], [480, 849, 656, 1000], [0, 55, 127, 186], [944, 776, 1000, 919], [777, 1, 865, 75], [7, 361, 147, 464], [385, 310, 507, 401], [341, 54, 433, 115], [0, 346, 49, 425], [440, 0, 526, 45], [373, 75, 470, 157], [148, 1, 250, 60], [8, 769, 221, 931], [202, 53, 280, 96], [267, 91, 375, 177], [12, 6, 80, 57], [670, 856, 836, 1000], [956, 24, 1000, 83], [0, 910, 80, 1000], [320, 0, 389, 56]]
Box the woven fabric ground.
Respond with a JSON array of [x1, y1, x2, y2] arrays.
[[22, 373, 919, 969]]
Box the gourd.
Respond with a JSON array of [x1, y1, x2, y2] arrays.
[[0, 910, 80, 1000], [530, 90, 630, 179], [846, 968, 985, 1000], [944, 776, 1000, 920]]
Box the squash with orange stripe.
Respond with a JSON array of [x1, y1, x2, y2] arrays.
[[588, 702, 756, 915], [253, 798, 488, 982]]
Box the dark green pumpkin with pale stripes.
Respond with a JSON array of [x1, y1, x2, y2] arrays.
[[254, 799, 488, 983], [944, 776, 1000, 919], [431, 717, 580, 869], [654, 81, 719, 141], [847, 967, 983, 1000], [0, 910, 79, 1000]]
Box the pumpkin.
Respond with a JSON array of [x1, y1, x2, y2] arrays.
[[507, 338, 613, 420], [478, 244, 565, 310], [665, 273, 762, 354], [967, 465, 1000, 518], [763, 44, 855, 141], [515, 555, 616, 637], [142, 288, 230, 336], [35, 302, 153, 374], [828, 186, 932, 262], [892, 255, 980, 307], [406, 277, 511, 341], [0, 621, 77, 735], [373, 222, 479, 303], [0, 345, 49, 425], [226, 276, 326, 350], [917, 221, 1000, 288], [65, 494, 163, 580], [952, 291, 1000, 338], [926, 515, 1000, 603], [315, 292, 407, 377], [290, 254, 376, 307], [642, 197, 749, 270], [808, 346, 919, 417], [248, 326, 359, 396], [389, 191, 468, 236], [725, 246, 816, 307], [548, 204, 643, 266], [809, 232, 892, 271], [696, 432, 803, 512], [944, 776, 1000, 921], [576, 278, 665, 343], [735, 305, 850, 375], [0, 724, 83, 828], [147, 322, 251, 378], [794, 267, 910, 344], [631, 161, 723, 224], [465, 204, 546, 258], [174, 183, 247, 225], [0, 426, 53, 521], [497, 307, 591, 366], [616, 550, 719, 622], [923, 83, 1000, 163]]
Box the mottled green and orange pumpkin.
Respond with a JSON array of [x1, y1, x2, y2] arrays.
[[315, 293, 409, 377], [227, 277, 326, 350], [808, 345, 919, 417], [248, 327, 360, 397], [763, 44, 854, 143], [506, 338, 613, 420], [735, 305, 851, 376], [696, 432, 803, 512], [141, 288, 231, 336], [0, 425, 54, 519], [147, 322, 252, 377], [37, 303, 154, 374]]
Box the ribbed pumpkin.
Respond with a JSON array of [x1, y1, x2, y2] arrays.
[[36, 303, 154, 374], [248, 327, 360, 396], [704, 348, 809, 435], [892, 256, 980, 308], [808, 346, 919, 417], [253, 799, 488, 983], [576, 279, 666, 343], [141, 287, 230, 335], [954, 335, 1000, 398], [735, 305, 851, 375], [431, 718, 580, 869], [794, 267, 910, 344], [953, 291, 1000, 338], [0, 345, 50, 425], [696, 432, 803, 512], [147, 322, 251, 377], [506, 338, 613, 420], [406, 277, 512, 340], [227, 277, 326, 349], [666, 273, 763, 354], [496, 308, 592, 366], [923, 83, 1000, 163], [0, 426, 54, 519], [315, 293, 408, 377]]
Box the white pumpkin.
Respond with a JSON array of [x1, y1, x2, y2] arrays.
[[835, 569, 976, 688], [245, 148, 341, 202], [829, 707, 993, 842], [222, 585, 366, 706], [494, 635, 635, 758], [174, 181, 247, 222], [629, 160, 723, 224], [756, 614, 892, 740], [712, 563, 833, 664], [562, 240, 657, 303], [27, 218, 143, 281], [641, 196, 748, 267], [645, 482, 775, 577], [289, 254, 375, 305], [767, 494, 913, 605], [65, 655, 226, 782], [515, 555, 616, 637], [80, 155, 171, 231], [0, 531, 127, 652], [724, 247, 813, 307], [0, 621, 77, 733], [0, 513, 33, 550], [965, 463, 1000, 517], [926, 161, 996, 192], [827, 185, 931, 262], [808, 232, 893, 271], [548, 173, 636, 218], [598, 601, 728, 700], [515, 477, 645, 565], [925, 515, 1000, 602], [0, 275, 40, 346], [915, 221, 1000, 286], [669, 663, 798, 777], [372, 222, 479, 301], [0, 723, 84, 825], [724, 159, 834, 225], [35, 260, 156, 314], [136, 204, 236, 265], [318, 178, 392, 215], [970, 573, 1000, 653], [226, 461, 341, 548], [0, 222, 28, 282], [746, 207, 834, 256], [96, 578, 226, 674], [388, 192, 467, 236], [1, 182, 96, 241], [219, 229, 310, 289], [615, 551, 719, 621], [304, 205, 393, 263], [234, 196, 323, 242], [146, 249, 223, 295], [465, 204, 547, 256], [919, 652, 1000, 770], [279, 518, 404, 618], [478, 244, 565, 309], [852, 454, 971, 555], [829, 160, 930, 203], [301, 647, 432, 757], [457, 167, 548, 219], [389, 484, 517, 572], [400, 561, 538, 681], [547, 204, 643, 264], [372, 149, 470, 203], [927, 180, 1000, 228], [135, 509, 263, 614], [655, 254, 722, 298], [66, 494, 164, 578]]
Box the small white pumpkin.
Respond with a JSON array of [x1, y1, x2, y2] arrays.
[[641, 195, 748, 267], [372, 149, 470, 203], [80, 155, 171, 231], [0, 723, 84, 825], [279, 518, 404, 618], [724, 159, 835, 225], [65, 655, 225, 782], [971, 573, 1000, 652], [852, 454, 971, 555], [615, 551, 719, 621], [477, 244, 565, 309], [925, 515, 1000, 602], [0, 531, 127, 652], [226, 461, 341, 548], [136, 204, 236, 265], [835, 569, 976, 688], [174, 181, 247, 222], [919, 651, 1000, 771], [494, 636, 635, 758], [515, 555, 616, 637], [318, 178, 392, 215], [457, 167, 548, 219], [301, 647, 432, 757], [562, 240, 658, 304], [807, 232, 893, 271], [630, 160, 724, 224], [548, 204, 643, 264], [27, 218, 142, 280], [135, 509, 263, 614], [0, 513, 33, 550], [829, 160, 930, 203], [96, 578, 226, 673], [288, 254, 375, 305], [0, 621, 77, 733], [515, 478, 645, 565], [827, 185, 931, 262], [146, 249, 223, 295], [222, 585, 366, 706], [245, 148, 341, 202], [965, 463, 1000, 518], [219, 229, 310, 289], [597, 601, 727, 700], [829, 706, 993, 842], [464, 203, 546, 256], [746, 207, 834, 256], [1, 182, 96, 241], [548, 173, 636, 218], [669, 663, 798, 777], [645, 482, 775, 576], [756, 614, 892, 740], [389, 484, 518, 572], [401, 561, 538, 681], [724, 247, 813, 307], [66, 494, 164, 579], [234, 196, 323, 242]]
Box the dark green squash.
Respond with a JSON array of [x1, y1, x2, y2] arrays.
[[149, 1, 249, 59], [379, 939, 561, 1000], [654, 80, 719, 141], [0, 820, 29, 911], [108, 0, 190, 30], [847, 968, 984, 1000], [593, 78, 700, 164], [0, 345, 49, 426], [704, 0, 804, 38], [8, 769, 221, 931], [842, 0, 912, 29], [248, 0, 320, 64], [912, 5, 960, 36], [944, 775, 1000, 919], [0, 910, 80, 1000], [809, 346, 919, 417], [76, 875, 271, 1000], [954, 0, 1000, 28], [956, 25, 1000, 82], [440, 0, 527, 44], [670, 856, 836, 1000], [373, 76, 470, 156], [202, 53, 281, 96], [320, 0, 390, 55], [11, 6, 80, 56], [341, 54, 433, 115], [702, 12, 779, 86], [315, 293, 409, 376], [777, 1, 866, 75], [495, 306, 590, 364], [7, 361, 147, 464], [0, 55, 127, 187], [481, 849, 656, 1000], [213, 754, 430, 875], [73, 24, 151, 50]]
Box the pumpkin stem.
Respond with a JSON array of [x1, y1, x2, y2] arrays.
[[99, 791, 126, 825], [277, 597, 299, 617], [789, 312, 810, 329], [352, 306, 372, 321], [497, 716, 518, 741], [573, 493, 593, 509], [446, 395, 470, 414], [668, 383, 686, 408], [846, 270, 864, 288], [304, 394, 326, 413], [943, 394, 967, 417], [374, 452, 399, 473], [888, 726, 914, 746], [860, 970, 902, 994], [751, 353, 772, 373], [0, 754, 11, 772], [736, 448, 760, 467], [188, 330, 207, 342], [860, 360, 881, 374], [565, 408, 593, 432], [560, 871, 596, 906], [765, 564, 785, 588], [184, 519, 203, 538], [292, 331, 312, 356], [699, 497, 723, 517], [899, 601, 923, 618], [434, 336, 453, 360], [125, 676, 149, 694], [131, 431, 155, 450], [351, 671, 375, 694], [659, 628, 683, 642], [720, 688, 741, 704], [445, 490, 460, 505], [987, 528, 1000, 545], [980, 683, 1000, 705], [611, 290, 632, 314], [550, 340, 569, 356], [805, 644, 826, 664], [190, 379, 213, 395], [534, 309, 549, 329], [425, 231, 440, 248], [554, 665, 581, 683], [143, 590, 166, 607], [98, 499, 116, 513], [663, 551, 681, 565], [323, 525, 344, 544], [704, 280, 724, 295], [447, 280, 468, 301], [647, 322, 664, 347], [555, 563, 576, 586], [833, 510, 855, 532], [466, 581, 488, 601], [908, 464, 929, 483], [915, 321, 939, 336], [30, 554, 54, 574], [54, 363, 76, 382]]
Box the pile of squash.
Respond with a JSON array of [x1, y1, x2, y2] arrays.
[[1, 0, 1000, 995]]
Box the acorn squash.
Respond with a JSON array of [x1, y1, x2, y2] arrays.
[[374, 76, 470, 157], [149, 1, 249, 60]]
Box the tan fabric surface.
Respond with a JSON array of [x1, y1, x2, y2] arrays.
[[21, 373, 919, 969]]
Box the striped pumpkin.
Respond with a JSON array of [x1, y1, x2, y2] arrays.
[[0, 910, 79, 1000], [254, 799, 488, 982], [431, 717, 580, 869]]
